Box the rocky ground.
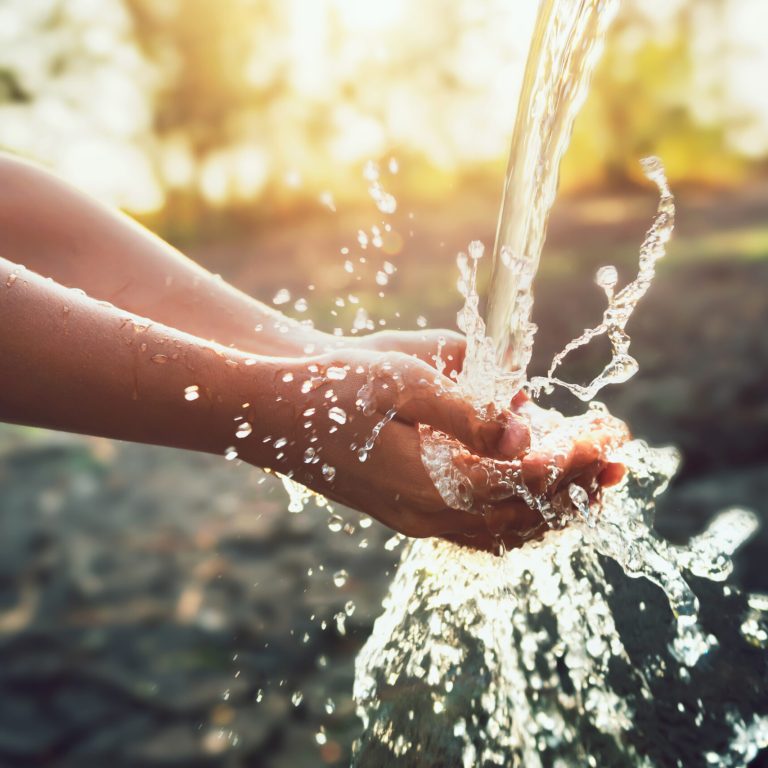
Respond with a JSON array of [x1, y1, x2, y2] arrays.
[[0, 180, 766, 766]]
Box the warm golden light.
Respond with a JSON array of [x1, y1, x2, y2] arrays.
[[1, 0, 767, 213]]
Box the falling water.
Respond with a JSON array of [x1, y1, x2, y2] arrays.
[[353, 0, 768, 765]]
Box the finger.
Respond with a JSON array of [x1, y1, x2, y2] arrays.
[[361, 353, 524, 458], [598, 461, 625, 487]]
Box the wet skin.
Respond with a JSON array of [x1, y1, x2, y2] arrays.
[[0, 152, 627, 549]]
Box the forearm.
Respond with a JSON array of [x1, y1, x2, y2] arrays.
[[0, 152, 329, 356], [0, 257, 290, 466]]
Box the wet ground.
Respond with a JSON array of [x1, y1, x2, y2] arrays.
[[0, 180, 767, 766]]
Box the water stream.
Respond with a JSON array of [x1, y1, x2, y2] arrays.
[[352, 1, 768, 765]]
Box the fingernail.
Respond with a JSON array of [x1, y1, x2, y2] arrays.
[[499, 414, 531, 457]]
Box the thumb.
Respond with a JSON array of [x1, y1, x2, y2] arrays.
[[363, 353, 530, 458]]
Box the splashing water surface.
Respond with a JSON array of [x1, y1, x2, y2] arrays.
[[352, 0, 768, 765]]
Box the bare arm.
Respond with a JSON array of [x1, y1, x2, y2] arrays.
[[0, 256, 544, 546], [0, 152, 329, 356], [0, 152, 469, 371]]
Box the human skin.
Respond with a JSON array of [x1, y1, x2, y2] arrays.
[[0, 154, 626, 549], [0, 152, 466, 368]]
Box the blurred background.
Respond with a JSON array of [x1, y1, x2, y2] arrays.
[[0, 0, 767, 765]]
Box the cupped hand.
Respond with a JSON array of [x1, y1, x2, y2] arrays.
[[247, 345, 628, 554], [443, 396, 629, 551], [253, 348, 534, 542]]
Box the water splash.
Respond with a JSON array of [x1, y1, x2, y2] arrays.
[[354, 445, 766, 766], [353, 0, 767, 762], [531, 157, 675, 401]]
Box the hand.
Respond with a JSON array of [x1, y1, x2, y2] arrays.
[[441, 395, 628, 551], [246, 347, 533, 542], [347, 329, 466, 378]]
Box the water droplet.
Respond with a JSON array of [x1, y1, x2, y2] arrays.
[[344, 260, 354, 273], [236, 422, 253, 439], [328, 407, 347, 425], [333, 569, 348, 588], [282, 372, 294, 383], [327, 516, 343, 533], [291, 691, 303, 707], [303, 447, 316, 463], [322, 464, 336, 481], [224, 447, 238, 461], [319, 191, 336, 211], [151, 354, 169, 364], [375, 271, 388, 286], [184, 385, 200, 401], [345, 600, 356, 616], [596, 265, 618, 290], [416, 315, 428, 328], [383, 261, 396, 275], [294, 298, 308, 313], [324, 697, 336, 715], [272, 288, 291, 305], [384, 534, 404, 551], [274, 437, 288, 449], [360, 516, 372, 529], [357, 230, 369, 249], [326, 366, 347, 381], [5, 272, 18, 287]]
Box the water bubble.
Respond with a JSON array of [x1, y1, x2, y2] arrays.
[[416, 315, 428, 328], [345, 600, 356, 616], [184, 385, 200, 401], [328, 516, 343, 533], [272, 288, 291, 305], [294, 298, 308, 312], [375, 271, 389, 286], [236, 422, 253, 439], [333, 569, 348, 588], [328, 407, 347, 425]]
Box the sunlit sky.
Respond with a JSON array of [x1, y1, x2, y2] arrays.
[[1, 0, 767, 212]]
